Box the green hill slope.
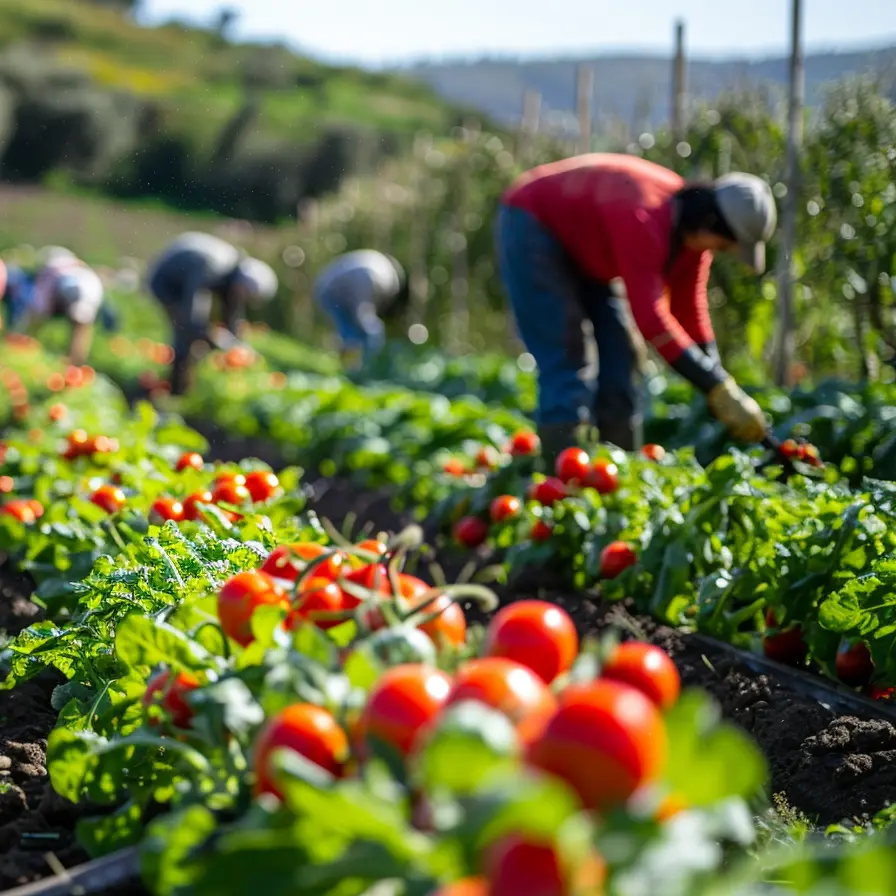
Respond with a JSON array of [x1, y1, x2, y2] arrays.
[[0, 0, 475, 222]]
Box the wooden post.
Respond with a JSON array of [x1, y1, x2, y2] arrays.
[[576, 65, 594, 154], [407, 132, 432, 330], [518, 88, 542, 164], [773, 0, 804, 387], [448, 131, 472, 354], [671, 20, 686, 139]]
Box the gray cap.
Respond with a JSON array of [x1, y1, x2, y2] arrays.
[[234, 257, 278, 304], [714, 173, 777, 274]]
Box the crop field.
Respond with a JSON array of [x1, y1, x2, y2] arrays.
[[4, 308, 896, 896]]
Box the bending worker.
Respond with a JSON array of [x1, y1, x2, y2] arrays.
[[146, 232, 278, 394], [497, 152, 776, 459], [313, 249, 408, 369], [9, 247, 104, 365]]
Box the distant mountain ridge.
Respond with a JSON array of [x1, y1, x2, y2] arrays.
[[402, 45, 896, 130]]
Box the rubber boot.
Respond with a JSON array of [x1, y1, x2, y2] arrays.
[[537, 422, 581, 472], [596, 416, 643, 452]]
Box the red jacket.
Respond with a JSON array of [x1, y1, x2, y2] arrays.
[[502, 153, 715, 364]]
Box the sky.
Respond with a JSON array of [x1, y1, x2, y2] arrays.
[[139, 0, 896, 66]]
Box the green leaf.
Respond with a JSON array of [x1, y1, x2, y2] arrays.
[[415, 701, 518, 795], [115, 613, 212, 672], [661, 690, 767, 807]]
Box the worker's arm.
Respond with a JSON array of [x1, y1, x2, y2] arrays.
[[668, 250, 720, 363], [615, 232, 766, 442], [67, 322, 94, 366]]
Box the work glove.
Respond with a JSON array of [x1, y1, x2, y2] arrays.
[[706, 377, 768, 443]]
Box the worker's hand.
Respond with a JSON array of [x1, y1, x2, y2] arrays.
[[208, 325, 242, 351], [707, 377, 768, 442]]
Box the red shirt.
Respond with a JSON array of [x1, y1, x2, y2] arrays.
[[502, 153, 715, 363]]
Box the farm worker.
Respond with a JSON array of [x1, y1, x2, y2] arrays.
[[313, 250, 408, 369], [11, 247, 105, 365], [146, 232, 278, 395], [497, 153, 777, 459]]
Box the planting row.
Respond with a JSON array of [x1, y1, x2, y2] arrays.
[[4, 334, 896, 699]]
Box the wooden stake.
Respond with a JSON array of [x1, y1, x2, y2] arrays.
[[576, 65, 594, 155], [773, 0, 804, 387], [672, 20, 687, 139]]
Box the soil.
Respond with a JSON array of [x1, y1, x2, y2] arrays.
[[2, 465, 896, 891]]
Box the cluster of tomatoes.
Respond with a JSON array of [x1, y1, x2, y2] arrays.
[[778, 439, 823, 467], [763, 609, 891, 699], [213, 538, 465, 649], [144, 582, 683, 895], [141, 453, 284, 525], [451, 439, 656, 580], [0, 496, 45, 524], [61, 428, 120, 461]]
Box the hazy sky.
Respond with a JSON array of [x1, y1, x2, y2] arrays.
[[139, 0, 896, 66]]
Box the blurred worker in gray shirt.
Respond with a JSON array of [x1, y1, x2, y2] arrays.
[[147, 232, 278, 394], [313, 250, 408, 369]]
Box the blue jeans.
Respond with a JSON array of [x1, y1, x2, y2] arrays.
[[314, 286, 385, 361], [495, 204, 642, 432]]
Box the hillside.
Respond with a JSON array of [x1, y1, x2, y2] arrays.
[[404, 45, 896, 129], [0, 0, 473, 222]]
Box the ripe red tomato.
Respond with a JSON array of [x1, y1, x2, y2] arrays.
[[763, 609, 808, 666], [217, 570, 289, 646], [489, 495, 521, 523], [0, 500, 36, 524], [531, 520, 552, 542], [26, 499, 44, 519], [476, 446, 499, 469], [780, 439, 800, 459], [214, 470, 247, 487], [359, 664, 452, 755], [150, 496, 185, 525], [261, 542, 345, 583], [454, 515, 489, 548], [483, 835, 604, 896], [143, 669, 200, 729], [485, 600, 578, 684], [339, 562, 391, 610], [601, 641, 681, 710], [399, 574, 467, 647], [286, 576, 345, 630], [48, 403, 67, 422], [508, 429, 540, 457], [526, 680, 667, 811], [427, 879, 489, 896], [356, 538, 388, 557], [641, 444, 666, 462], [244, 470, 281, 502], [85, 435, 118, 455], [836, 640, 873, 687], [599, 541, 637, 578], [253, 703, 349, 798], [799, 442, 823, 467], [583, 459, 619, 494], [484, 836, 563, 896], [443, 457, 468, 477], [554, 447, 590, 484], [90, 485, 126, 514], [444, 658, 556, 729], [182, 489, 214, 521], [176, 452, 204, 472], [212, 478, 250, 506], [527, 477, 567, 507], [1, 475, 18, 495]]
